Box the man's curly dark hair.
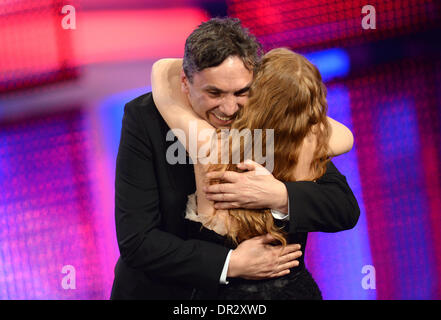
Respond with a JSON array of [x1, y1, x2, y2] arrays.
[[183, 17, 263, 82]]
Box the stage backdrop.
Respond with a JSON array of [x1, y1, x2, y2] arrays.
[[1, 0, 440, 299]]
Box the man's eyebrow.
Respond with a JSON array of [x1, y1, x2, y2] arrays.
[[234, 85, 251, 95], [204, 86, 225, 93], [203, 83, 252, 95]]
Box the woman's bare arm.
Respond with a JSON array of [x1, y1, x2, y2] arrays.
[[151, 58, 216, 161], [294, 117, 353, 181], [327, 117, 354, 156]]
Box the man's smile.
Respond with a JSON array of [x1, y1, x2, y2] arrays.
[[210, 111, 235, 126]]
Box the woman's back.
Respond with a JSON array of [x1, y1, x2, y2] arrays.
[[189, 129, 318, 238]]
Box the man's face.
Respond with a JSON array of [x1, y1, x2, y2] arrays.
[[182, 56, 253, 128]]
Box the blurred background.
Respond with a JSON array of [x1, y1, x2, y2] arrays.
[[0, 0, 440, 300]]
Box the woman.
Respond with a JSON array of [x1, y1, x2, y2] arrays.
[[151, 48, 354, 299]]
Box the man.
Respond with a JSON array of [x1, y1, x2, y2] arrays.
[[110, 17, 359, 300]]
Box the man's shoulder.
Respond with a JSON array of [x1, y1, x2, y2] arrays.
[[123, 91, 169, 138], [124, 91, 158, 117]]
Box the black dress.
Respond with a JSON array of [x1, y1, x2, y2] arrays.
[[185, 216, 323, 300]]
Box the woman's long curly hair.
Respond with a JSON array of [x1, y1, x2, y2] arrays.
[[208, 48, 331, 247]]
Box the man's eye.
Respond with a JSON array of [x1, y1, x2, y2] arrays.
[[208, 92, 220, 97]]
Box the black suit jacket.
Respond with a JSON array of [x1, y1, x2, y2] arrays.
[[110, 93, 360, 300]]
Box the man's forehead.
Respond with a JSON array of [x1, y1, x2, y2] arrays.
[[191, 56, 253, 85], [193, 68, 253, 93]]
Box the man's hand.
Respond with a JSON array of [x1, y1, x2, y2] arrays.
[[203, 160, 289, 213], [227, 234, 302, 280]]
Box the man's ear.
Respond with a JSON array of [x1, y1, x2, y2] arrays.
[[181, 70, 189, 94]]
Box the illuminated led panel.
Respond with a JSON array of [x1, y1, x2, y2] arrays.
[[227, 0, 441, 51], [0, 2, 208, 93], [0, 0, 77, 92], [0, 108, 105, 299], [347, 58, 441, 299]]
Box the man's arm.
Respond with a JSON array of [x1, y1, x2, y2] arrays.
[[115, 100, 230, 292], [205, 160, 360, 233], [117, 100, 303, 289], [283, 161, 360, 233]]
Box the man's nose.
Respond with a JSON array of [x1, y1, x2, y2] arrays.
[[219, 96, 239, 116]]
